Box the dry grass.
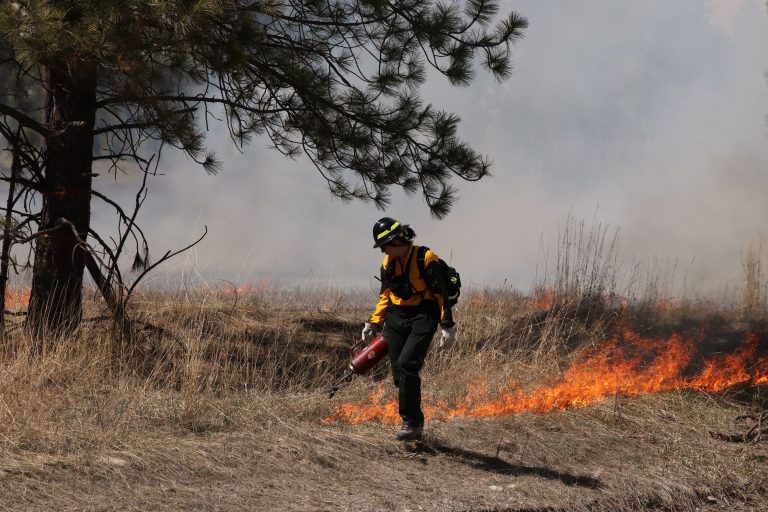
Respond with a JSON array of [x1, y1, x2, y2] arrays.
[[1, 221, 768, 510], [743, 236, 767, 320], [0, 282, 764, 511]]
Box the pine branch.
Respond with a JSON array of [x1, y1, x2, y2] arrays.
[[0, 103, 48, 135]]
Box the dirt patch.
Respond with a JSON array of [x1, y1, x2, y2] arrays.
[[0, 391, 766, 511]]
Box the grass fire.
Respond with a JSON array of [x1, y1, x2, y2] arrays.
[[325, 326, 768, 425], [0, 246, 766, 511]]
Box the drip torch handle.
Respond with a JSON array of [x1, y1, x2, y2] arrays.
[[349, 337, 366, 356]]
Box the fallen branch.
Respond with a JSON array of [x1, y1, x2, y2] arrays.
[[709, 410, 768, 444], [744, 411, 768, 444]]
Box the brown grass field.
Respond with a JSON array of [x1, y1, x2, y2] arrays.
[[0, 280, 766, 512]]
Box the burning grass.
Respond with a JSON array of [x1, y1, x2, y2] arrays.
[[0, 284, 766, 511], [325, 326, 768, 425]]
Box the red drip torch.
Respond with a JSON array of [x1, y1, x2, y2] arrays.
[[328, 334, 388, 398]]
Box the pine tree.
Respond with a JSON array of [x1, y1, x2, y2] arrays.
[[0, 0, 527, 335]]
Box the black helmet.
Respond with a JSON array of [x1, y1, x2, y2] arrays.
[[372, 217, 405, 248]]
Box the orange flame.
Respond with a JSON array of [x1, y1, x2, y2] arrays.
[[524, 290, 635, 312], [652, 299, 680, 313], [217, 281, 267, 298], [525, 289, 556, 310], [324, 328, 768, 425], [3, 287, 30, 310]]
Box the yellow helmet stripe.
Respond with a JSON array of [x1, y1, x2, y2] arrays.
[[376, 221, 400, 240]]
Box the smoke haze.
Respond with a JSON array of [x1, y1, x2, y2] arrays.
[[89, 0, 768, 296]]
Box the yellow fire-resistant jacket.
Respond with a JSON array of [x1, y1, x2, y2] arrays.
[[369, 244, 453, 326]]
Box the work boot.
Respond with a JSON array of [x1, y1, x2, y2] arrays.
[[395, 424, 423, 441]]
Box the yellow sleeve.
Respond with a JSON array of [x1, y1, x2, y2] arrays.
[[436, 292, 447, 323], [369, 289, 391, 325], [369, 256, 391, 325]]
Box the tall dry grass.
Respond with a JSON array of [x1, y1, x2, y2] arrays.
[[743, 235, 766, 318], [0, 285, 363, 454], [0, 221, 766, 464]]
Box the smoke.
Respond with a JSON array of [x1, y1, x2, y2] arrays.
[[88, 0, 768, 295]]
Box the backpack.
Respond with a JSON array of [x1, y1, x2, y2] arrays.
[[416, 246, 461, 308]]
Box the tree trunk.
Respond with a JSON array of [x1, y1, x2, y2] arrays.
[[27, 61, 97, 340], [0, 130, 21, 339]]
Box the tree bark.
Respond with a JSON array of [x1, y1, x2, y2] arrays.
[[27, 61, 97, 339], [0, 130, 21, 339]]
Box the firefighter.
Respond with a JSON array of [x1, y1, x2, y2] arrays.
[[362, 217, 456, 441]]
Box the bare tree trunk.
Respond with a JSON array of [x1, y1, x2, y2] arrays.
[[0, 130, 20, 339], [27, 61, 97, 340]]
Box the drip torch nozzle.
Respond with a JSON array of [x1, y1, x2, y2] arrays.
[[328, 367, 354, 398]]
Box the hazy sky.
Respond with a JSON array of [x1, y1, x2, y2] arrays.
[[90, 0, 768, 296]]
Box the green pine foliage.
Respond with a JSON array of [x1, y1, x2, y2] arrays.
[[1, 0, 527, 216]]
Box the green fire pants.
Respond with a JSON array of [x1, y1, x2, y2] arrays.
[[384, 301, 439, 428]]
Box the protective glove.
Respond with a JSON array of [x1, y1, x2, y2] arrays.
[[438, 325, 457, 350], [362, 322, 380, 342]]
